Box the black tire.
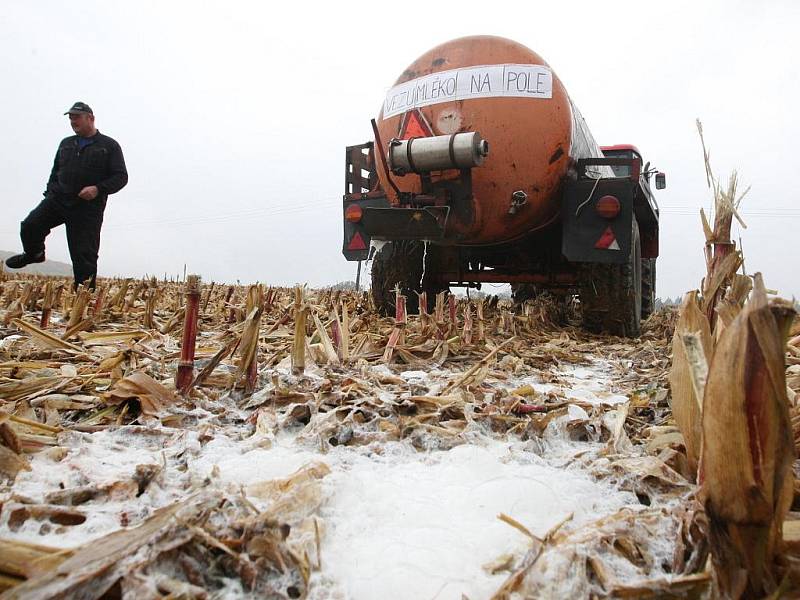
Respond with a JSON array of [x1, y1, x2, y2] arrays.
[[641, 258, 656, 320], [370, 241, 446, 316], [512, 285, 571, 324], [511, 284, 539, 304], [579, 218, 642, 337]]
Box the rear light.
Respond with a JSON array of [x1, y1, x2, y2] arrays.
[[345, 204, 363, 223], [595, 195, 620, 219]]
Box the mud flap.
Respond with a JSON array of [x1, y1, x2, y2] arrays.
[[562, 178, 634, 264], [342, 196, 390, 261]]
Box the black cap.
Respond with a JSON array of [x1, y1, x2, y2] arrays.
[[64, 102, 93, 116]]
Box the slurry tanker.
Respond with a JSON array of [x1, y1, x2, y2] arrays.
[[341, 36, 664, 337]]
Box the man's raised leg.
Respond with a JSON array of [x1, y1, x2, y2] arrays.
[[5, 197, 65, 269]]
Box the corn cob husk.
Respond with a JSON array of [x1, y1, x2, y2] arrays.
[[700, 274, 796, 597], [24, 284, 40, 313], [142, 287, 157, 330], [668, 291, 712, 478], [713, 274, 753, 342], [235, 285, 263, 394], [500, 309, 516, 336], [382, 288, 406, 364], [697, 121, 750, 333], [3, 303, 23, 327], [340, 301, 350, 362], [448, 293, 457, 334], [104, 371, 177, 417], [11, 319, 84, 353], [312, 311, 338, 366], [39, 282, 55, 329], [108, 278, 130, 310], [417, 291, 430, 331], [476, 297, 485, 342], [159, 307, 185, 335], [201, 280, 215, 314], [291, 286, 308, 375], [434, 291, 447, 340], [463, 303, 473, 346], [2, 282, 19, 309]]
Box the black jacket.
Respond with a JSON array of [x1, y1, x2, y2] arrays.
[[45, 131, 128, 207]]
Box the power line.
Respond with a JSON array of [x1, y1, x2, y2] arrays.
[[660, 209, 800, 218], [103, 203, 326, 230], [666, 205, 800, 211], [0, 200, 341, 235]]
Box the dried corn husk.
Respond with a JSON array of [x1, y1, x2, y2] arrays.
[[700, 274, 796, 597], [668, 291, 712, 478], [236, 285, 264, 393], [103, 371, 177, 417]]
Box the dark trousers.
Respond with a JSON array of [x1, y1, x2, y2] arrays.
[[20, 196, 105, 289]]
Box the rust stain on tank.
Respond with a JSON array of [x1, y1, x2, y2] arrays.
[[548, 147, 564, 164]]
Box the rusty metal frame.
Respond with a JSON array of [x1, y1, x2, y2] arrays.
[[345, 142, 379, 196]]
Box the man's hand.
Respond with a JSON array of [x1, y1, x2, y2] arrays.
[[78, 186, 99, 201]]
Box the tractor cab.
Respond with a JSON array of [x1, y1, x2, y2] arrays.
[[601, 144, 666, 190]]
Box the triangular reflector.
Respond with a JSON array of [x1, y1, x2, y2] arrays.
[[594, 226, 619, 250], [399, 110, 433, 140], [347, 231, 367, 251]]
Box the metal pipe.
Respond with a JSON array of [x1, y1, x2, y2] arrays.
[[388, 132, 488, 175]]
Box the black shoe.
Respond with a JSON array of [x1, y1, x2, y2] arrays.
[[5, 252, 46, 269]]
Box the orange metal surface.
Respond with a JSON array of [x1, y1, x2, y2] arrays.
[[375, 36, 604, 246]]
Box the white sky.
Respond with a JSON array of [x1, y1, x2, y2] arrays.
[[2, 0, 798, 299]]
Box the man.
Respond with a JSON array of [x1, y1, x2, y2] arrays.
[[5, 102, 128, 289]]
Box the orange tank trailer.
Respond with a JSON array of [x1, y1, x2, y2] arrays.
[[341, 35, 664, 337]]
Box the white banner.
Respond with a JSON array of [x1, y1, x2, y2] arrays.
[[383, 63, 553, 119]]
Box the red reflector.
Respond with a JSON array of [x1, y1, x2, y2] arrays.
[[399, 109, 433, 140], [345, 204, 363, 223], [347, 231, 367, 251], [594, 226, 620, 250], [595, 195, 621, 219]]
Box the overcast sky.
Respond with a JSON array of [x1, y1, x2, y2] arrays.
[[2, 0, 798, 300]]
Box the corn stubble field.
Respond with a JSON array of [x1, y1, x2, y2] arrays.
[[0, 268, 797, 599], [1, 141, 800, 599]]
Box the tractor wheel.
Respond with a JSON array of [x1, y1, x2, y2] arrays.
[[513, 285, 573, 324], [511, 284, 539, 304], [579, 218, 642, 337], [641, 258, 656, 320], [370, 241, 446, 316]]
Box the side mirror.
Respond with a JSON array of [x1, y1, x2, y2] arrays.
[[655, 172, 666, 190]]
